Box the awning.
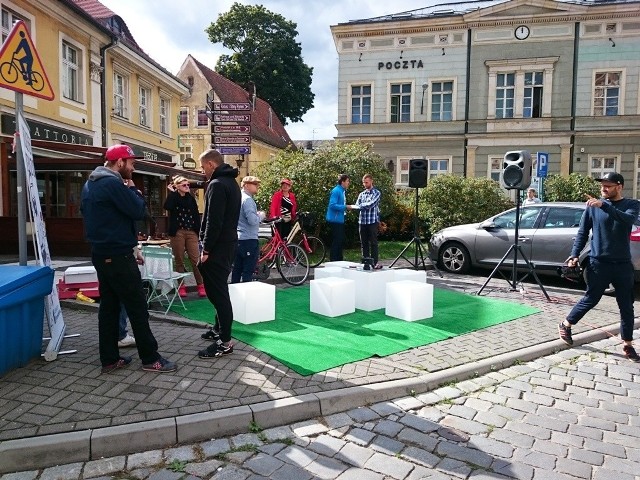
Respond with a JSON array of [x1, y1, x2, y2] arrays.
[[136, 160, 206, 183]]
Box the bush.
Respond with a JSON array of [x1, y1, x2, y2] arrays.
[[543, 173, 599, 202], [421, 175, 513, 237]]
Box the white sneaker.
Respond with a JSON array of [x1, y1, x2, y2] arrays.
[[118, 334, 136, 347]]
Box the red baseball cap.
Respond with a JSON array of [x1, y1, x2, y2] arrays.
[[105, 144, 143, 162], [281, 178, 292, 186]]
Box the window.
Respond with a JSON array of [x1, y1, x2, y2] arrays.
[[197, 107, 208, 127], [180, 144, 192, 164], [159, 98, 169, 134], [544, 207, 583, 229], [139, 85, 150, 127], [493, 208, 541, 230], [397, 157, 413, 185], [113, 72, 128, 118], [428, 158, 449, 178], [431, 81, 453, 121], [589, 156, 617, 179], [495, 73, 515, 119], [593, 72, 620, 116], [489, 156, 502, 182], [351, 85, 371, 124], [390, 83, 411, 123], [61, 41, 81, 102], [179, 107, 188, 128], [1, 6, 26, 43], [523, 72, 543, 118]]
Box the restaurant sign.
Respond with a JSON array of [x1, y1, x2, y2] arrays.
[[1, 113, 94, 145], [126, 142, 173, 162]]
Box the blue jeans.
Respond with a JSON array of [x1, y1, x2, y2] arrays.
[[566, 258, 635, 341], [231, 239, 259, 283]]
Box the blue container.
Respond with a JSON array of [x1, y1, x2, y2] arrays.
[[0, 265, 54, 377]]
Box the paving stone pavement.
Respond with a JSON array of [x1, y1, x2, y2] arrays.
[[2, 336, 639, 480], [1, 256, 639, 477]]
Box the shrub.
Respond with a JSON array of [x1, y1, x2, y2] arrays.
[[543, 173, 599, 202]]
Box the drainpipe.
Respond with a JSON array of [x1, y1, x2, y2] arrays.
[[463, 27, 472, 177], [100, 37, 117, 147], [569, 22, 580, 175]]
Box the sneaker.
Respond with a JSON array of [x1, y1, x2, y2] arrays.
[[142, 356, 177, 373], [117, 334, 136, 348], [558, 322, 573, 346], [101, 356, 132, 374], [178, 285, 187, 298], [197, 284, 207, 297], [198, 340, 233, 358], [201, 328, 220, 340], [623, 345, 640, 363]]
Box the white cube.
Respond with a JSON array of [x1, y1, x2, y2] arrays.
[[310, 277, 355, 317], [343, 268, 396, 311], [229, 282, 275, 324], [393, 269, 427, 283], [64, 266, 98, 284], [385, 280, 434, 321], [313, 266, 344, 280], [322, 261, 360, 269]]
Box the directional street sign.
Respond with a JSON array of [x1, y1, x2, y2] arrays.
[[214, 113, 251, 123], [0, 20, 54, 100], [213, 102, 251, 111], [214, 136, 250, 145], [219, 146, 251, 155], [214, 125, 251, 134]]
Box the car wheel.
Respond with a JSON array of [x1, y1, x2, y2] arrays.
[[439, 242, 470, 274]]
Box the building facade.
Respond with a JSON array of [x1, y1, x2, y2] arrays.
[[0, 0, 195, 255], [331, 0, 640, 196]]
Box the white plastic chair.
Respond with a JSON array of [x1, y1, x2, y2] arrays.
[[140, 245, 190, 315]]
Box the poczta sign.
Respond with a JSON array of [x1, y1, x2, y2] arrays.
[[378, 60, 424, 70]]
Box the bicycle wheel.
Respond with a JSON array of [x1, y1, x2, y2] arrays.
[[276, 243, 309, 286], [30, 71, 44, 92], [0, 62, 18, 84], [298, 235, 326, 268]]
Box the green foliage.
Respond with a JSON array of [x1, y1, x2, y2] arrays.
[[543, 173, 599, 202], [421, 175, 513, 235], [167, 460, 187, 473], [254, 141, 397, 245], [206, 3, 314, 124]]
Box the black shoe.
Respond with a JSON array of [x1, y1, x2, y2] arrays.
[[201, 328, 220, 340], [142, 356, 177, 373], [198, 340, 233, 358], [623, 345, 640, 363], [558, 322, 573, 346], [101, 356, 132, 374]]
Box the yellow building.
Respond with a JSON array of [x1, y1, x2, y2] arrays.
[[0, 0, 193, 255]]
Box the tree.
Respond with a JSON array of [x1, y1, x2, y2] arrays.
[[253, 141, 396, 244], [206, 3, 314, 125], [543, 173, 599, 201]]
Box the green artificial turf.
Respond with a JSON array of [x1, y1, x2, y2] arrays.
[[175, 286, 539, 375]]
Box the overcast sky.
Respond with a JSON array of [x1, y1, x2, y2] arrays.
[[99, 0, 441, 141]]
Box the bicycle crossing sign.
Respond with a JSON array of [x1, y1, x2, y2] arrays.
[[0, 20, 54, 100]]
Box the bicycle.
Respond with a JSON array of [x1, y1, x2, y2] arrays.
[[285, 211, 326, 268], [254, 217, 309, 286], [0, 54, 44, 91]]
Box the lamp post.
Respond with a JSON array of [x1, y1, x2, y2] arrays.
[[420, 83, 428, 115]]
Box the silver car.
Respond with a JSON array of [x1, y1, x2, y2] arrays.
[[429, 202, 640, 282]]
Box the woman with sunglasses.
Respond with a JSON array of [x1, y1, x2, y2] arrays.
[[164, 175, 205, 297]]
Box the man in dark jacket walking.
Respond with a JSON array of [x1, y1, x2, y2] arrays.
[[81, 144, 177, 373], [197, 148, 241, 358]]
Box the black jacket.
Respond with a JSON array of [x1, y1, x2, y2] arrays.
[[163, 191, 201, 236], [200, 163, 241, 251]]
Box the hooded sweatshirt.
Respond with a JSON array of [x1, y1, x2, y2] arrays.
[[200, 163, 241, 251], [81, 166, 147, 256]]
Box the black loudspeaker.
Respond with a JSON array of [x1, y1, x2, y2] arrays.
[[408, 159, 428, 188], [500, 150, 532, 190]]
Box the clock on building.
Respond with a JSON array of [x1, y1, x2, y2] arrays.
[[515, 25, 530, 40]]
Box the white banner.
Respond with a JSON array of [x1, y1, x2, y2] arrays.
[[17, 109, 66, 361]]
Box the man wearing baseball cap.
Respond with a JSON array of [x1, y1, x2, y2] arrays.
[[560, 171, 640, 362], [81, 144, 177, 373]]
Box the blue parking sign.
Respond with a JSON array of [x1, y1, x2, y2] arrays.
[[537, 152, 549, 178]]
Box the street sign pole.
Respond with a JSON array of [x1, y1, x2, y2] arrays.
[[16, 92, 27, 265]]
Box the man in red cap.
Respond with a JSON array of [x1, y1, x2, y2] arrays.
[[81, 144, 177, 373], [560, 172, 640, 362]]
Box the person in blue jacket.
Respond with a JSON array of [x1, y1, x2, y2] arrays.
[[559, 172, 639, 362], [325, 174, 353, 261]]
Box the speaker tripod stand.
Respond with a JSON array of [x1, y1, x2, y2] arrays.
[[390, 187, 443, 277], [476, 191, 550, 300]]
